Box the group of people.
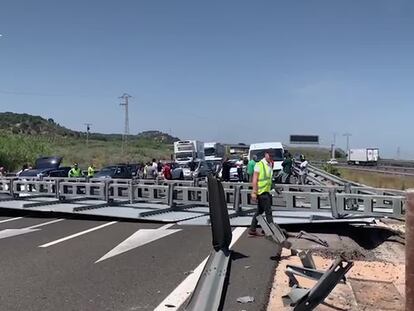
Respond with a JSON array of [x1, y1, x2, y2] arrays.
[[246, 152, 309, 185], [142, 159, 173, 180], [68, 163, 95, 178]]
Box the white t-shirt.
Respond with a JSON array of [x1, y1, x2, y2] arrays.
[[299, 160, 309, 175], [254, 159, 273, 176]]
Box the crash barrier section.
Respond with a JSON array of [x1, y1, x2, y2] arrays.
[[336, 193, 405, 218], [0, 178, 407, 218], [12, 179, 57, 196], [59, 182, 106, 200], [284, 255, 353, 311], [307, 165, 350, 186], [185, 176, 232, 311], [132, 184, 170, 204], [0, 178, 12, 194]]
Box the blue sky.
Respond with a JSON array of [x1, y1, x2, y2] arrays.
[[0, 0, 413, 158]]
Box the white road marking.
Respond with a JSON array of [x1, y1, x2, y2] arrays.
[[0, 217, 23, 224], [28, 218, 64, 229], [95, 224, 181, 263], [0, 218, 64, 240], [154, 227, 247, 311], [39, 221, 118, 248]]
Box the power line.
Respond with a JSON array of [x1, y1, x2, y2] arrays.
[[343, 133, 352, 151], [119, 93, 132, 153]]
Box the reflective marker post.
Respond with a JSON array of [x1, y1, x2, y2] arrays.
[[406, 190, 414, 311]]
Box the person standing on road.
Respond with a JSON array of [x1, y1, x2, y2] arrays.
[[281, 152, 293, 184], [249, 150, 274, 236], [298, 155, 309, 184], [221, 157, 231, 182], [247, 155, 258, 182], [162, 163, 172, 180], [68, 163, 82, 178], [87, 163, 95, 178], [151, 159, 158, 179]]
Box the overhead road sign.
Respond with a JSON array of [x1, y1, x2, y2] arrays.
[[290, 135, 319, 145]]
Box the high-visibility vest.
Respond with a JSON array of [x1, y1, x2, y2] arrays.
[[69, 168, 82, 177], [257, 160, 273, 195], [87, 166, 95, 177]]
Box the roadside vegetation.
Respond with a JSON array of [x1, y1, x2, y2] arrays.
[[288, 146, 346, 161], [339, 168, 414, 190], [0, 133, 51, 171], [0, 132, 173, 172], [0, 112, 177, 172]]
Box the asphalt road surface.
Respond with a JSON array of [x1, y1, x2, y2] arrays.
[[0, 209, 278, 311]]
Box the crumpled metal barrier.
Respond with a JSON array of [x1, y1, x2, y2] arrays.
[[185, 175, 232, 311], [284, 256, 353, 311]]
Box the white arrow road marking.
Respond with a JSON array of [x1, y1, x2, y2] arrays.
[[39, 221, 118, 248], [95, 224, 182, 263], [0, 218, 64, 240], [154, 227, 247, 311], [0, 217, 23, 224]]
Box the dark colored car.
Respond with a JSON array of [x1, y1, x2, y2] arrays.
[[171, 161, 213, 180], [93, 165, 133, 179], [19, 156, 67, 178], [116, 163, 142, 178]]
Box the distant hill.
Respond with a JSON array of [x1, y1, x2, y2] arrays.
[[0, 112, 80, 137], [0, 112, 179, 143], [137, 130, 179, 144]]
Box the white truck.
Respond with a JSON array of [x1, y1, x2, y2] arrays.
[[174, 140, 205, 164], [204, 142, 225, 161], [248, 142, 284, 174], [347, 148, 379, 165]]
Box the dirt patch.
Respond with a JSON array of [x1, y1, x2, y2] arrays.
[[351, 279, 404, 310]]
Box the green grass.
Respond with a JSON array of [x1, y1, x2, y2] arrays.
[[0, 132, 173, 171], [339, 168, 414, 190]]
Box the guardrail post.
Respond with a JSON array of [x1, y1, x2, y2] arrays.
[[363, 197, 373, 215], [129, 181, 134, 204], [392, 197, 403, 218], [55, 179, 60, 198], [10, 178, 15, 198], [285, 192, 296, 209], [233, 185, 241, 214], [310, 193, 320, 211], [104, 180, 110, 202], [329, 189, 339, 218], [167, 184, 175, 207], [407, 190, 414, 311]]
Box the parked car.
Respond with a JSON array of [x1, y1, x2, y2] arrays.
[[19, 156, 69, 178], [93, 165, 132, 179], [117, 163, 142, 178], [205, 159, 222, 176], [327, 159, 339, 165], [218, 159, 244, 181], [171, 161, 213, 180]]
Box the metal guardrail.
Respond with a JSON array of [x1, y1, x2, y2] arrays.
[[0, 177, 406, 219], [185, 176, 232, 311]]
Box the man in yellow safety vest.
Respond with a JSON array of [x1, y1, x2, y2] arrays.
[[68, 163, 82, 178], [249, 150, 274, 236], [87, 163, 95, 178]]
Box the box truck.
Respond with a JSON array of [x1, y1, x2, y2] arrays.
[[174, 140, 205, 164], [347, 148, 379, 165]]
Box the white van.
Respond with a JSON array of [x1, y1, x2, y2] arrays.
[[248, 142, 284, 174]]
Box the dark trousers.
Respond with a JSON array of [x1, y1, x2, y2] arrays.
[[250, 192, 273, 231]]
